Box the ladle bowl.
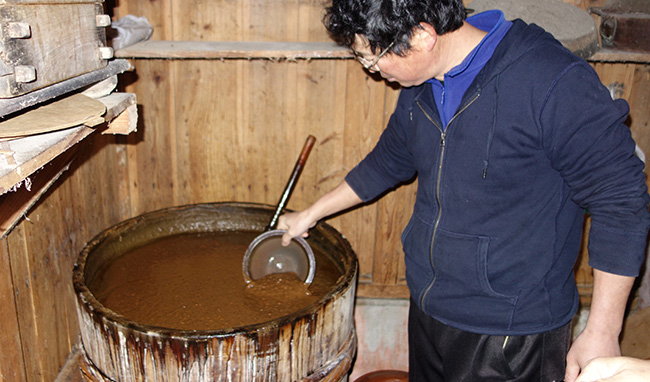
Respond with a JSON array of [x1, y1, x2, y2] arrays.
[[243, 135, 317, 284], [242, 229, 316, 284]]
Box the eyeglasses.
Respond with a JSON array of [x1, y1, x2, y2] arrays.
[[355, 41, 395, 70]]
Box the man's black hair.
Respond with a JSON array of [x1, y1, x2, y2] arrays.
[[324, 0, 466, 56]]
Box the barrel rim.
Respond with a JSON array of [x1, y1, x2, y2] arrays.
[[72, 201, 359, 339]]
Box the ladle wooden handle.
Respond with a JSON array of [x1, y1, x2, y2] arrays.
[[265, 135, 317, 231]]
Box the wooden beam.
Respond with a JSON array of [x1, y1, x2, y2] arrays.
[[589, 48, 650, 63]]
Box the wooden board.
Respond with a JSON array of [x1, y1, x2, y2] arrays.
[[115, 41, 353, 59]]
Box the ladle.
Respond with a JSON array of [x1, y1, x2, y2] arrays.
[[242, 135, 317, 285]]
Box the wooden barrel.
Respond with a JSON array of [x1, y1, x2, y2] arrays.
[[73, 202, 358, 382]]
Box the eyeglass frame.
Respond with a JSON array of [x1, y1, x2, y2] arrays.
[[354, 41, 395, 70]]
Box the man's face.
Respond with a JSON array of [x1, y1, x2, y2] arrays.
[[352, 34, 438, 88]]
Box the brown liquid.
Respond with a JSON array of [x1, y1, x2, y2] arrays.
[[89, 231, 341, 331]]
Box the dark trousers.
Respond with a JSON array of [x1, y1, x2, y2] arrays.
[[408, 298, 570, 382]]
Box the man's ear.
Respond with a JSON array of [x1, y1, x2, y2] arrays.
[[416, 22, 438, 51]]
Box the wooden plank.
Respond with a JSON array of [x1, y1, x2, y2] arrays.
[[115, 41, 353, 59], [0, 236, 27, 381], [8, 218, 65, 381], [0, 59, 131, 118]]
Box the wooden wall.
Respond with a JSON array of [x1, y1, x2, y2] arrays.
[[0, 0, 648, 380]]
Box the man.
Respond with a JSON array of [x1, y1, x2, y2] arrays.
[[278, 0, 650, 381]]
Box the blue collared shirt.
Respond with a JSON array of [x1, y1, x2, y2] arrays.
[[428, 10, 512, 129]]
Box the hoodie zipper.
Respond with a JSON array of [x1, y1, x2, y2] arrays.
[[416, 93, 480, 309]]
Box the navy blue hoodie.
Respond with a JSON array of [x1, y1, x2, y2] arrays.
[[345, 20, 650, 335]]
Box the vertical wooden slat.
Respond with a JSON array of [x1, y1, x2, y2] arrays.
[[119, 0, 177, 214], [371, 84, 411, 286], [0, 237, 27, 381], [336, 65, 385, 282], [121, 60, 177, 215], [297, 0, 330, 41], [6, 224, 45, 382]]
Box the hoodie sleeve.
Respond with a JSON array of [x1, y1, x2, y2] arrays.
[[540, 61, 650, 277], [345, 92, 418, 202]]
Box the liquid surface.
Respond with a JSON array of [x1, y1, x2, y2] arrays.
[[89, 231, 341, 330]]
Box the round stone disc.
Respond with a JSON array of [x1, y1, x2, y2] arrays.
[[467, 0, 599, 58]]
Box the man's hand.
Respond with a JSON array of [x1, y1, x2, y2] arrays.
[[575, 356, 650, 382], [278, 211, 316, 246], [277, 181, 362, 246], [564, 271, 635, 382], [565, 326, 621, 382]]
